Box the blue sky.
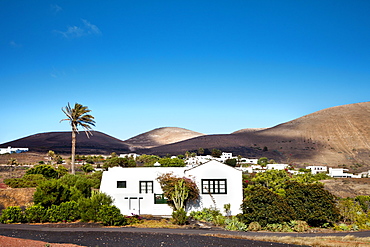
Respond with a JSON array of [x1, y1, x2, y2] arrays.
[[1, 0, 369, 144]]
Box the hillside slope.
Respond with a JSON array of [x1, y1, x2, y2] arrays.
[[124, 127, 204, 149], [0, 131, 132, 155], [144, 102, 370, 169]]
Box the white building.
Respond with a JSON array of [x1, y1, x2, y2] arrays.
[[0, 146, 29, 155], [328, 168, 361, 178], [266, 164, 289, 170], [240, 158, 258, 164], [119, 153, 140, 160], [100, 160, 243, 216], [306, 166, 328, 175], [219, 152, 233, 161]]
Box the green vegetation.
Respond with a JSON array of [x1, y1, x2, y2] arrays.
[[103, 156, 136, 169], [158, 157, 185, 167]]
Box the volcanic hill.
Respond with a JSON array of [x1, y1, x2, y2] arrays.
[[1, 102, 369, 169], [0, 131, 131, 155], [143, 102, 370, 169], [124, 127, 204, 149]]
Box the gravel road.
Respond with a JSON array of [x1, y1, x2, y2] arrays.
[[0, 224, 311, 247]]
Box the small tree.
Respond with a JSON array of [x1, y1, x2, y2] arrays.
[[81, 163, 94, 174], [7, 158, 18, 167], [257, 157, 268, 166], [156, 173, 199, 211], [211, 149, 222, 158]]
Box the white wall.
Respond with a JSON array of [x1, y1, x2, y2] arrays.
[[185, 160, 243, 215], [100, 160, 243, 216]]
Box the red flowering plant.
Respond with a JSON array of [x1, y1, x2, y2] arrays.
[[156, 173, 199, 211]]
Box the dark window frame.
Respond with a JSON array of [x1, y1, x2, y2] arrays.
[[117, 181, 127, 188], [139, 181, 153, 193], [201, 179, 227, 194]]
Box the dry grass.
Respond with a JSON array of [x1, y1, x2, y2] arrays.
[[0, 188, 35, 210], [203, 233, 370, 247], [124, 218, 185, 229]]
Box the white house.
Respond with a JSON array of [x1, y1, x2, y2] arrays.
[[266, 164, 289, 170], [0, 146, 29, 154], [119, 153, 140, 160], [240, 158, 258, 164], [100, 160, 243, 216], [306, 166, 328, 175], [328, 168, 361, 178]]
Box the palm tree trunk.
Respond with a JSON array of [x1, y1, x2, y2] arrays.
[[71, 130, 76, 175]]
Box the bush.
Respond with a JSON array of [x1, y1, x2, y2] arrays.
[[46, 201, 80, 223], [247, 222, 262, 231], [190, 207, 223, 222], [4, 174, 47, 188], [25, 205, 47, 223], [265, 223, 293, 232], [337, 198, 370, 229], [0, 206, 25, 223], [225, 217, 247, 231], [97, 205, 126, 226], [33, 179, 72, 207], [172, 208, 188, 225], [284, 182, 340, 227], [213, 215, 226, 226], [78, 192, 113, 222], [59, 174, 92, 199], [240, 186, 295, 226], [125, 214, 144, 225], [290, 220, 310, 232], [26, 164, 59, 179], [84, 171, 103, 189]]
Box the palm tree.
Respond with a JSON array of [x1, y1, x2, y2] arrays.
[[61, 103, 95, 174]]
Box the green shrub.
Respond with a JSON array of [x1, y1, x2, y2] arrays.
[[355, 195, 370, 213], [337, 198, 370, 229], [240, 186, 295, 226], [78, 192, 113, 222], [26, 164, 59, 179], [84, 171, 103, 189], [265, 223, 293, 232], [97, 205, 126, 226], [213, 215, 226, 226], [59, 174, 92, 199], [225, 216, 247, 231], [284, 182, 340, 227], [34, 179, 72, 207], [4, 174, 46, 188], [25, 205, 47, 223], [46, 201, 80, 222], [172, 208, 188, 225], [247, 222, 262, 231], [290, 220, 310, 232], [0, 206, 25, 223], [190, 207, 223, 222]]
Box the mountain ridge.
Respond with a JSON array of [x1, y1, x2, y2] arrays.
[[1, 102, 369, 169]]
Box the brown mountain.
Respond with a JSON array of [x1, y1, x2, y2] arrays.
[[143, 102, 370, 169], [0, 131, 132, 155], [1, 102, 369, 170], [124, 127, 204, 149]]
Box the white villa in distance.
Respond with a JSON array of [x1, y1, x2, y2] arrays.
[[0, 146, 29, 155], [100, 160, 243, 216]]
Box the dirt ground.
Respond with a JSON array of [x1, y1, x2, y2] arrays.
[[323, 178, 370, 198], [0, 235, 83, 247]]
